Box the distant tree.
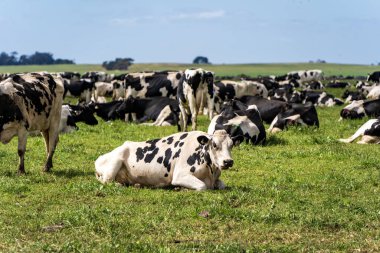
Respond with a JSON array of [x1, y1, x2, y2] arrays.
[[0, 52, 18, 65], [102, 58, 134, 70], [0, 51, 75, 65], [193, 56, 210, 64]]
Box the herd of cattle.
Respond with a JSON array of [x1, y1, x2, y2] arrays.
[[0, 69, 379, 190]]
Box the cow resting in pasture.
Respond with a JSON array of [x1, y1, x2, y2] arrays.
[[0, 73, 64, 173], [95, 130, 243, 190], [339, 117, 380, 144]]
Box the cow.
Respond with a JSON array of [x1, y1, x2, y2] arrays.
[[0, 72, 64, 174], [339, 99, 380, 120], [93, 82, 113, 102], [94, 100, 125, 121], [64, 79, 95, 103], [286, 69, 323, 83], [326, 80, 350, 88], [115, 96, 180, 126], [213, 80, 268, 113], [268, 102, 319, 133], [208, 100, 266, 145], [304, 80, 324, 90], [94, 130, 243, 190], [112, 80, 126, 100], [82, 71, 114, 83], [339, 117, 380, 144], [341, 90, 366, 103], [125, 71, 182, 99], [367, 71, 380, 83], [301, 90, 343, 107], [177, 68, 214, 131], [366, 86, 380, 99], [238, 96, 288, 124]]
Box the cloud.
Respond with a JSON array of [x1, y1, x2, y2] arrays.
[[109, 10, 225, 27]]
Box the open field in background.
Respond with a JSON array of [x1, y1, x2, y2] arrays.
[[0, 62, 379, 77], [0, 64, 380, 251]]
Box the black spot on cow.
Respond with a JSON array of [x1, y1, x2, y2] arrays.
[[157, 156, 163, 164], [162, 139, 166, 143], [187, 152, 201, 166], [174, 141, 180, 148], [166, 136, 174, 144], [190, 166, 196, 173], [135, 139, 160, 162], [144, 147, 159, 163], [204, 152, 211, 166], [179, 142, 184, 147], [0, 94, 23, 131], [136, 148, 145, 162], [173, 149, 181, 159], [163, 148, 172, 171], [179, 133, 188, 140]]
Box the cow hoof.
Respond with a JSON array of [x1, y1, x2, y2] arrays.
[[43, 166, 52, 172], [17, 170, 26, 175]]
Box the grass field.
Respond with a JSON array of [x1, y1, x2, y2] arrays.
[[1, 64, 380, 252]]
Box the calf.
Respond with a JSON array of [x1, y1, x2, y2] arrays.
[[340, 99, 380, 120], [178, 68, 214, 131], [0, 73, 64, 173], [95, 130, 243, 190], [268, 102, 319, 133], [208, 100, 266, 145], [339, 118, 380, 144]]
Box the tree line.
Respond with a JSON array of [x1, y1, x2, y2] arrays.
[[0, 51, 75, 65]]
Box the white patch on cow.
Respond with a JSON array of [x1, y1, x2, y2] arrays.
[[207, 115, 219, 134], [367, 86, 380, 99], [159, 86, 169, 97], [142, 105, 173, 126], [268, 115, 279, 133], [339, 119, 378, 143]]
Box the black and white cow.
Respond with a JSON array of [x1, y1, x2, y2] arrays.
[[367, 71, 380, 83], [125, 71, 182, 99], [304, 80, 324, 90], [115, 96, 180, 126], [112, 80, 126, 101], [95, 130, 243, 190], [213, 80, 268, 113], [286, 69, 323, 83], [64, 79, 95, 103], [94, 100, 125, 121], [326, 80, 350, 88], [238, 96, 288, 124], [0, 73, 64, 173], [301, 90, 343, 107], [268, 102, 319, 133], [339, 117, 380, 144], [366, 86, 380, 99], [341, 90, 366, 103], [82, 71, 114, 83], [208, 100, 266, 145], [93, 82, 113, 102], [340, 99, 380, 120], [178, 68, 214, 131]]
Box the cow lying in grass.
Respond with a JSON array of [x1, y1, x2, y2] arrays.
[[95, 130, 243, 190], [339, 118, 380, 144]]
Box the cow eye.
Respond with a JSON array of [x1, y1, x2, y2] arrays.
[[212, 142, 217, 149]]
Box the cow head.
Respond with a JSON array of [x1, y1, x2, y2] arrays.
[[197, 130, 243, 170], [339, 100, 365, 120], [69, 103, 98, 126]]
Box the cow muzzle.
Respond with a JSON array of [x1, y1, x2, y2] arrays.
[[222, 159, 234, 169]]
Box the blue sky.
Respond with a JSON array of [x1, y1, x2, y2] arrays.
[[0, 0, 379, 64]]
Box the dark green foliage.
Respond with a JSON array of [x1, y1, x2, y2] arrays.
[[102, 58, 134, 70]]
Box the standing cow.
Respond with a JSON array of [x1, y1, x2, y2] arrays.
[[177, 68, 214, 131], [0, 73, 64, 173]]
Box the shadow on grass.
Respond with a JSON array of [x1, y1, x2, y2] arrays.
[[52, 168, 94, 179], [264, 135, 288, 146]]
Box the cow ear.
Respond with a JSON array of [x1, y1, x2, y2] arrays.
[[232, 135, 244, 146], [197, 135, 210, 145]]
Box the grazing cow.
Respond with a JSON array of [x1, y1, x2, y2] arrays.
[[94, 100, 125, 121], [326, 80, 350, 88], [95, 130, 243, 190], [341, 90, 366, 103], [367, 71, 380, 83], [340, 99, 380, 120], [213, 80, 268, 113], [366, 86, 380, 99], [339, 118, 380, 144], [178, 68, 214, 131], [208, 100, 266, 145], [64, 79, 95, 103], [125, 71, 182, 99], [115, 96, 180, 126], [286, 69, 323, 83], [268, 102, 319, 133], [0, 73, 64, 173], [238, 96, 288, 124]]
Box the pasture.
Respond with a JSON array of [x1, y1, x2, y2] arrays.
[[1, 64, 380, 252]]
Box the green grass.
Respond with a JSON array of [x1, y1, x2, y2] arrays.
[[1, 101, 380, 252], [1, 63, 380, 251], [0, 62, 379, 77]]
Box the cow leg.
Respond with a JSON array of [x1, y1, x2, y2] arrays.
[[17, 131, 28, 174], [172, 174, 207, 191], [207, 94, 214, 120], [188, 96, 198, 131], [214, 179, 226, 190], [178, 105, 188, 132], [42, 128, 59, 172]]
